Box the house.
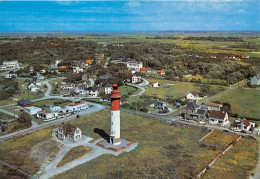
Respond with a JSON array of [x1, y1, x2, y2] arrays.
[[2, 61, 20, 70], [111, 58, 143, 72], [33, 76, 41, 86], [157, 70, 165, 75], [52, 123, 82, 142], [185, 102, 200, 115], [27, 81, 38, 92], [29, 66, 34, 73], [131, 74, 142, 84], [65, 103, 89, 113], [5, 71, 17, 78], [59, 65, 67, 69], [55, 59, 62, 66], [24, 106, 42, 115], [0, 123, 7, 133], [61, 83, 76, 91], [99, 94, 127, 105], [187, 91, 200, 101], [234, 119, 255, 132], [104, 83, 113, 94], [100, 75, 110, 84], [120, 96, 127, 105], [86, 87, 99, 97], [82, 74, 88, 81], [73, 66, 83, 73], [37, 110, 59, 120], [140, 67, 146, 72], [49, 65, 58, 71], [251, 74, 260, 86], [17, 99, 34, 107], [50, 106, 61, 112], [75, 82, 88, 95], [155, 101, 169, 111], [208, 110, 229, 126], [40, 69, 46, 74], [152, 81, 159, 88], [184, 105, 208, 122], [201, 102, 223, 111]]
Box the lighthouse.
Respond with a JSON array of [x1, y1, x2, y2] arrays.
[[110, 84, 121, 145]]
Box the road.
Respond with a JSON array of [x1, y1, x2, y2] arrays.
[[126, 78, 149, 97], [89, 78, 94, 87]]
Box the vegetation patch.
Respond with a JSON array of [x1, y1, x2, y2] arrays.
[[57, 146, 93, 168]]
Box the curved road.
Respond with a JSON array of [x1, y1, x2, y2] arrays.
[[126, 78, 149, 97]]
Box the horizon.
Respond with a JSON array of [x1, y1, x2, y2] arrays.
[[0, 0, 259, 32]]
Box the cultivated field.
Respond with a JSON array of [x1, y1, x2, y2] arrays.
[[203, 131, 239, 148]]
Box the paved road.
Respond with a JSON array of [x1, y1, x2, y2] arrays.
[[89, 78, 94, 87], [126, 78, 149, 97], [0, 103, 105, 143]]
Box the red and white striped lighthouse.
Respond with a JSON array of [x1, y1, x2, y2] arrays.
[[110, 84, 121, 145]]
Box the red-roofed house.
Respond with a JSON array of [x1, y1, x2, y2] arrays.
[[140, 67, 146, 72], [157, 70, 165, 75], [202, 102, 223, 111], [152, 81, 159, 88], [234, 119, 255, 132], [209, 110, 229, 126]]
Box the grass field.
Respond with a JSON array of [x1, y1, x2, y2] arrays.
[[118, 85, 139, 96], [203, 131, 239, 148], [202, 138, 258, 179], [34, 99, 72, 109], [215, 88, 260, 119], [0, 111, 13, 121], [57, 146, 93, 168]]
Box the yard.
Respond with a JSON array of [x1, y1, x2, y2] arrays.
[[118, 85, 139, 96], [202, 138, 258, 179], [33, 99, 72, 109], [214, 88, 260, 119], [203, 131, 239, 148]]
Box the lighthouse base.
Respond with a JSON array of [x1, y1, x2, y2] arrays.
[[96, 138, 135, 151]]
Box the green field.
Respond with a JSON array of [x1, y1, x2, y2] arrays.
[[118, 85, 139, 96], [215, 88, 260, 119]]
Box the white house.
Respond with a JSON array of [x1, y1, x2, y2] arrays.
[[152, 81, 159, 88], [37, 110, 59, 120], [5, 71, 17, 78], [155, 101, 170, 111], [86, 87, 99, 97], [208, 110, 229, 126], [2, 61, 20, 70], [234, 119, 255, 132], [104, 84, 113, 94], [73, 67, 83, 73], [52, 123, 81, 142], [75, 83, 88, 95], [111, 58, 143, 72], [251, 74, 260, 86], [24, 106, 42, 115], [61, 83, 76, 91], [65, 103, 89, 113], [201, 102, 223, 111], [131, 74, 142, 84], [27, 82, 39, 92], [50, 106, 61, 112], [187, 91, 200, 101]]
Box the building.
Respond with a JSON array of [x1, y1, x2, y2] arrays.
[[251, 74, 260, 86], [37, 110, 58, 120], [104, 83, 113, 94], [82, 74, 88, 81], [185, 102, 200, 114], [0, 123, 7, 133], [27, 81, 38, 92], [2, 61, 20, 70], [73, 66, 83, 74], [65, 103, 89, 113], [50, 106, 61, 112], [110, 84, 121, 145], [100, 75, 110, 84], [157, 70, 165, 75], [75, 83, 88, 95], [152, 81, 159, 88], [52, 123, 82, 142], [140, 67, 146, 72], [86, 87, 99, 97], [155, 101, 169, 111], [111, 58, 143, 72], [201, 102, 223, 111], [234, 119, 255, 132], [187, 91, 200, 101], [208, 110, 229, 126], [184, 102, 208, 122], [61, 83, 76, 91], [17, 99, 34, 107], [24, 106, 42, 115], [131, 74, 142, 84], [5, 71, 17, 79]]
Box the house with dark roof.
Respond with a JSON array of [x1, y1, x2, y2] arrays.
[[104, 83, 113, 94], [17, 99, 34, 107], [184, 102, 207, 122], [37, 110, 58, 120], [82, 74, 88, 81], [209, 110, 229, 126], [86, 87, 99, 97], [52, 123, 82, 142], [75, 82, 88, 95], [131, 74, 142, 84], [5, 71, 17, 79], [251, 74, 260, 86]]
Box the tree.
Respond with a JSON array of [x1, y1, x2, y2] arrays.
[[18, 112, 32, 124]]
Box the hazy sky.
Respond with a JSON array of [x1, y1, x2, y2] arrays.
[[0, 0, 259, 32]]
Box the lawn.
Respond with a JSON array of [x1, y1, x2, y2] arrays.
[[33, 99, 72, 109], [203, 131, 239, 148], [118, 85, 138, 96], [57, 146, 93, 168], [0, 111, 13, 121], [215, 88, 260, 119], [202, 138, 258, 179]]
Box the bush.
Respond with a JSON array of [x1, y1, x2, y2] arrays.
[[76, 114, 80, 118], [18, 112, 32, 124]]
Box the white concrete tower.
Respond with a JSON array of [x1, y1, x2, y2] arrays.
[[110, 84, 121, 145]]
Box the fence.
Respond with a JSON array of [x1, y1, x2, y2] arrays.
[[0, 160, 33, 178]]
